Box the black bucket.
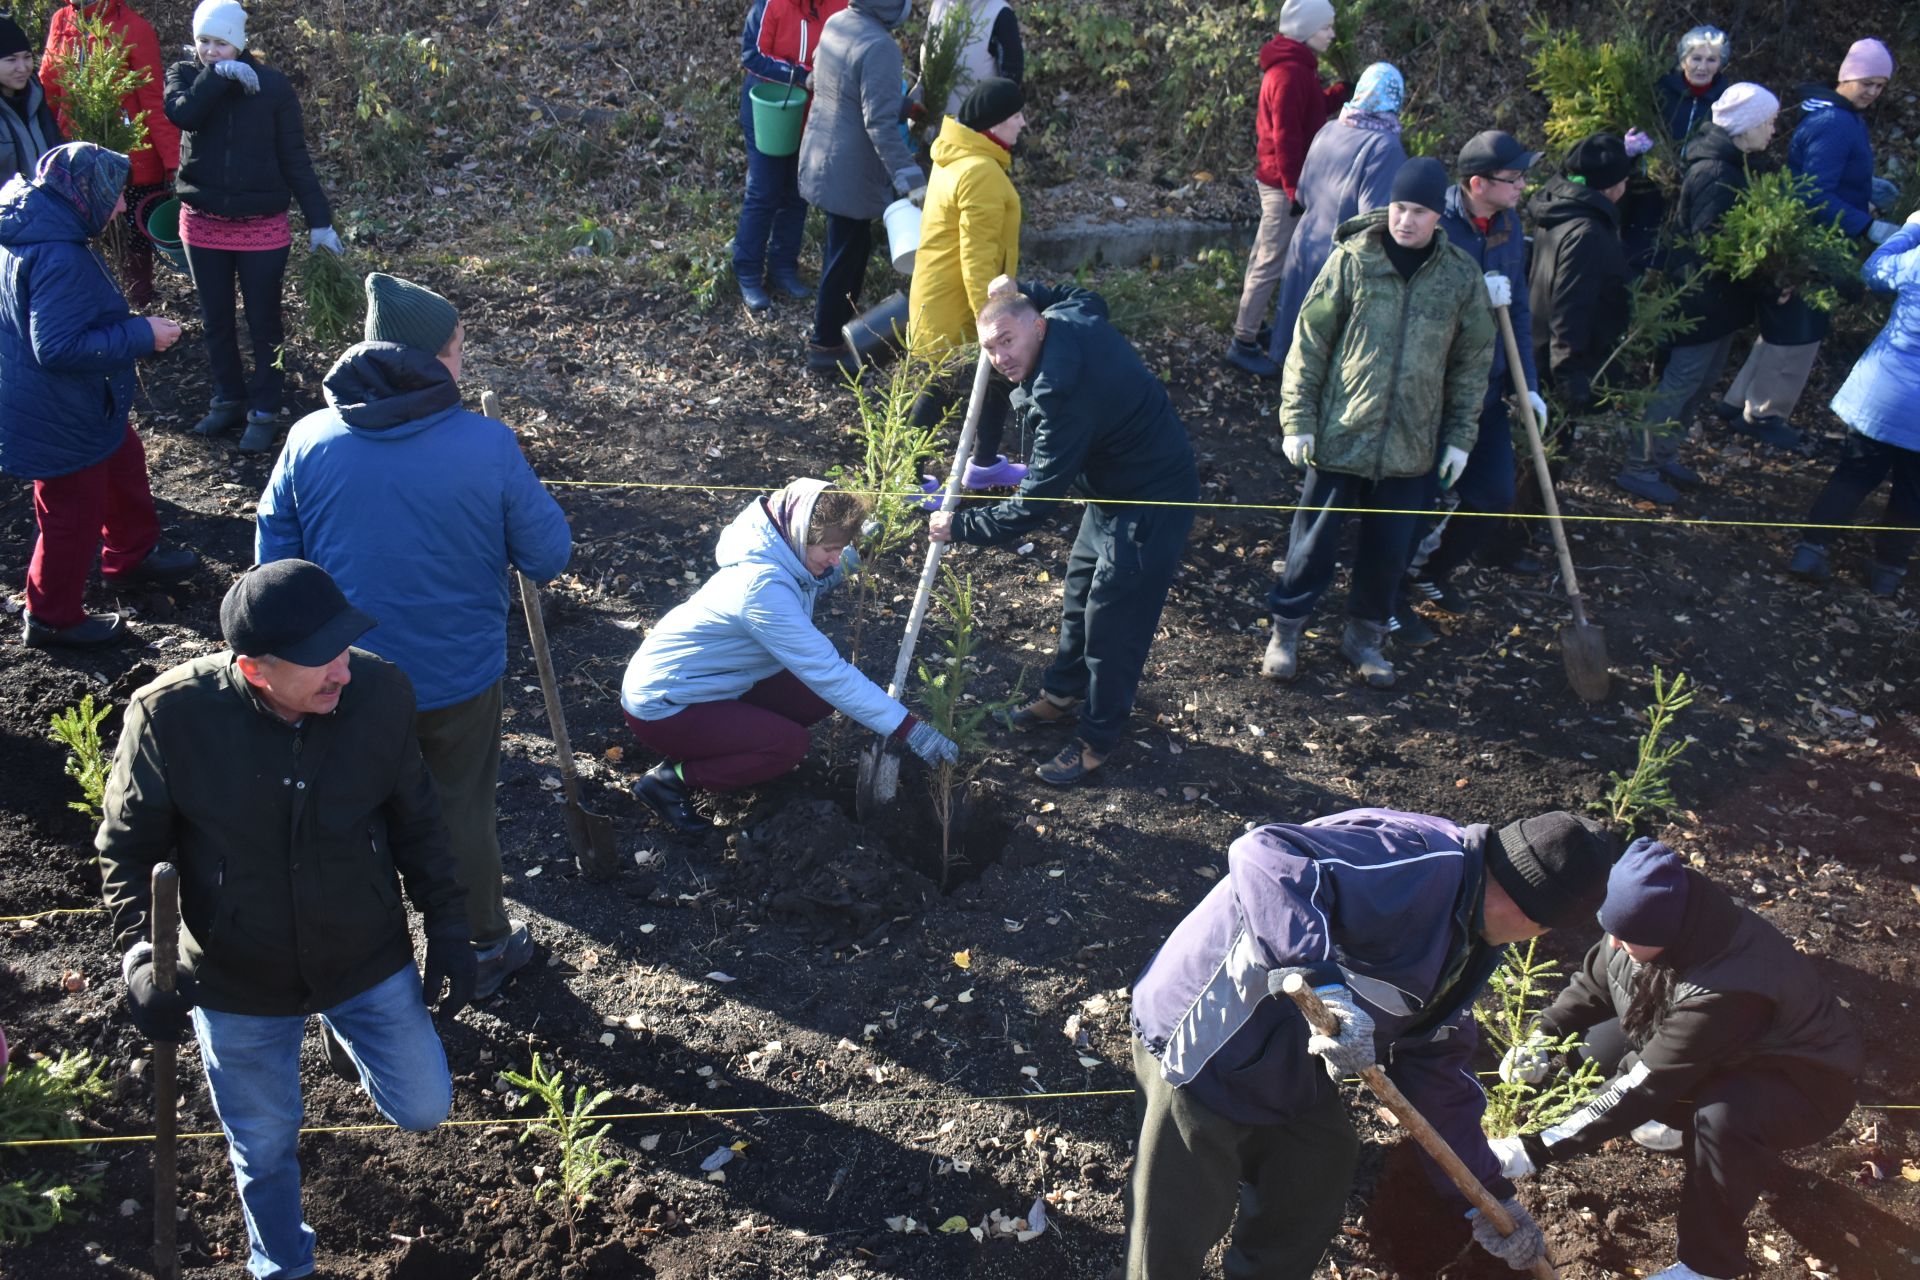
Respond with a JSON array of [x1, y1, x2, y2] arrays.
[[842, 290, 910, 369]]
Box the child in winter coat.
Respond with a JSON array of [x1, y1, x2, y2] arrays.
[[0, 16, 64, 184], [164, 0, 340, 453]]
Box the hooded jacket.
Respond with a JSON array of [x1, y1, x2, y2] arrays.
[[1254, 34, 1344, 195], [1131, 809, 1517, 1209], [0, 76, 64, 184], [906, 116, 1019, 354], [621, 495, 911, 736], [1668, 124, 1762, 344], [0, 163, 153, 481], [737, 0, 849, 137], [1441, 183, 1537, 393], [1830, 222, 1920, 452], [1280, 210, 1494, 479], [41, 0, 180, 186], [1789, 85, 1875, 239], [253, 343, 573, 712], [1654, 70, 1725, 143], [796, 0, 924, 219], [164, 51, 331, 225], [1527, 176, 1631, 412]]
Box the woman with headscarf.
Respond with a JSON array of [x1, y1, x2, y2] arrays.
[[1656, 25, 1731, 142], [0, 142, 193, 648], [620, 479, 957, 832], [1266, 61, 1406, 366]]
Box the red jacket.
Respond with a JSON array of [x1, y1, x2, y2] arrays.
[[742, 0, 851, 86], [1254, 35, 1346, 196], [39, 0, 180, 187]]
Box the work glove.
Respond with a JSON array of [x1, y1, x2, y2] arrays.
[[1281, 433, 1314, 469], [1468, 1196, 1547, 1271], [1498, 1032, 1551, 1086], [1908, 207, 1920, 228], [1526, 390, 1549, 431], [1439, 444, 1470, 489], [838, 543, 861, 576], [1270, 970, 1377, 1078], [907, 185, 928, 208], [905, 719, 959, 766], [213, 59, 259, 94], [421, 932, 477, 1014], [122, 942, 197, 1044], [308, 226, 344, 255], [1486, 1136, 1537, 1179], [1868, 219, 1899, 245], [1483, 272, 1512, 308], [1623, 128, 1654, 158], [1871, 176, 1900, 214]]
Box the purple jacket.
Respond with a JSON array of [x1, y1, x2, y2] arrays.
[[1131, 808, 1514, 1205]]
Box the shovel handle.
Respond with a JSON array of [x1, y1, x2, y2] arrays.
[[1493, 305, 1590, 631], [151, 864, 180, 1280], [1281, 976, 1558, 1280]]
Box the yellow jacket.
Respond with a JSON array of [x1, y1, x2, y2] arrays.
[[906, 117, 1021, 356]]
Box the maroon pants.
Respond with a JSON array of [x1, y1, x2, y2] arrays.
[[624, 670, 834, 790], [28, 424, 161, 628]]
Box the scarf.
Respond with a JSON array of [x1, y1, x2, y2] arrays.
[[768, 477, 832, 566], [34, 141, 130, 234], [1339, 108, 1403, 135]]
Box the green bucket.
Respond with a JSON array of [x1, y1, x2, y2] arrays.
[[143, 195, 189, 272], [748, 82, 809, 158]]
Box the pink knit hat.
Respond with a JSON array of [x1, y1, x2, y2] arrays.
[[1839, 38, 1894, 83]]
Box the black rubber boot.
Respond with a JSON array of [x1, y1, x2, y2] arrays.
[[635, 763, 707, 834], [23, 611, 127, 649]]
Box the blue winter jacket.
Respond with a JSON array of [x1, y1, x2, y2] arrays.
[[1830, 223, 1920, 452], [1131, 808, 1515, 1208], [1441, 184, 1537, 394], [1790, 88, 1874, 239], [255, 343, 573, 711], [620, 495, 911, 736], [0, 173, 153, 481]]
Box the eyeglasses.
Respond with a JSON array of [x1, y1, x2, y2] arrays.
[[1482, 173, 1528, 187]]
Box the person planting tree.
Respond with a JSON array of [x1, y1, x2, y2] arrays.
[[1487, 840, 1861, 1280]]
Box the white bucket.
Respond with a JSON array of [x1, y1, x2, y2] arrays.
[[883, 196, 921, 275]]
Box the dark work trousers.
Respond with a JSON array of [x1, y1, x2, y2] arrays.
[[909, 370, 1011, 464], [1269, 467, 1427, 626], [1124, 1038, 1360, 1280], [1045, 503, 1193, 753], [623, 670, 834, 790], [1421, 388, 1517, 583], [1627, 335, 1735, 478], [811, 212, 874, 347], [732, 89, 809, 288], [1576, 1018, 1855, 1279], [184, 241, 291, 415], [414, 680, 509, 949], [1801, 431, 1920, 570]]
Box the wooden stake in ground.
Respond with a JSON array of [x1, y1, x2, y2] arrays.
[[150, 862, 180, 1280], [1275, 973, 1559, 1280]]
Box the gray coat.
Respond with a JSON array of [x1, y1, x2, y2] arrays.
[[1268, 114, 1405, 364], [0, 79, 63, 186], [798, 0, 925, 219]]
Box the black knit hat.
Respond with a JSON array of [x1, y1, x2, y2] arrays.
[[1487, 812, 1615, 930], [1389, 156, 1449, 214], [221, 560, 375, 667], [1565, 132, 1632, 190], [957, 77, 1024, 134], [0, 17, 30, 62]]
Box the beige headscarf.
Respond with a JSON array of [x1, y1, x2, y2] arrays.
[[767, 478, 832, 564]]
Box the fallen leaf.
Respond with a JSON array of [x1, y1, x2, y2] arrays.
[[705, 971, 737, 983], [956, 988, 974, 1003], [952, 950, 971, 970], [1903, 1163, 1920, 1183], [937, 1215, 970, 1233], [603, 746, 624, 763]]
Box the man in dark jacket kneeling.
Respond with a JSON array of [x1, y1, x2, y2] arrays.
[[97, 559, 473, 1280], [1123, 807, 1615, 1279]]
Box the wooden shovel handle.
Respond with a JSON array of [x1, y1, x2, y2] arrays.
[[1492, 305, 1590, 631], [1281, 975, 1558, 1280], [151, 864, 180, 1280]]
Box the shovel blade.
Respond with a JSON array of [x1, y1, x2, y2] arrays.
[[855, 741, 901, 822], [1559, 621, 1611, 703], [561, 802, 620, 879]]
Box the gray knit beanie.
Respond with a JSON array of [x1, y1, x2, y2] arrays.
[[363, 272, 459, 354]]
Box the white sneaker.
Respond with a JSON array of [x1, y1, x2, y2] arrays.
[[1648, 1263, 1732, 1280], [1631, 1119, 1683, 1152]]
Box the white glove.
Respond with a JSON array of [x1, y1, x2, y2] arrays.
[[1525, 390, 1548, 431], [213, 59, 259, 94], [1486, 1136, 1536, 1179], [1438, 444, 1470, 488], [1483, 272, 1512, 308], [1868, 219, 1899, 245], [1498, 1035, 1550, 1086], [907, 185, 928, 208], [1282, 434, 1314, 469], [1908, 208, 1920, 228], [308, 227, 344, 255], [1469, 1196, 1546, 1271], [1268, 972, 1377, 1079]]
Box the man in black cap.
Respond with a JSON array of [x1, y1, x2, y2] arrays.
[[1527, 133, 1635, 417], [1125, 806, 1615, 1279], [96, 559, 472, 1280]]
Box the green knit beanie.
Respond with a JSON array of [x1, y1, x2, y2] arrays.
[[363, 272, 460, 354]]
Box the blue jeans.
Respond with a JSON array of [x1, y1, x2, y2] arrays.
[[733, 85, 809, 287], [192, 963, 452, 1279]]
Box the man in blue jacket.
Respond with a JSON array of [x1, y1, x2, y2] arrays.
[[1124, 807, 1615, 1279], [928, 274, 1198, 786], [255, 273, 573, 999]]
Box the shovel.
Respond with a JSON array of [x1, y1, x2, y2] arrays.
[[1494, 305, 1611, 703], [481, 391, 620, 877], [1276, 973, 1560, 1280], [855, 348, 992, 821], [150, 863, 180, 1280]]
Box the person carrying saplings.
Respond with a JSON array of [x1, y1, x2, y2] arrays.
[[1488, 840, 1861, 1280], [1264, 156, 1493, 690], [923, 0, 1023, 121], [927, 277, 1198, 787], [1788, 207, 1920, 598], [1225, 0, 1346, 379], [906, 76, 1028, 492], [0, 16, 64, 185], [255, 273, 574, 1000], [1529, 133, 1634, 417], [1124, 807, 1615, 1279], [96, 559, 473, 1280], [622, 479, 956, 833], [796, 0, 925, 376], [164, 0, 342, 454]]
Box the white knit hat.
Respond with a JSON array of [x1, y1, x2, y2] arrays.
[[1711, 82, 1779, 137], [192, 0, 248, 51], [1279, 0, 1336, 41]]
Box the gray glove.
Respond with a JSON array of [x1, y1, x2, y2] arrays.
[[308, 227, 344, 255], [1871, 176, 1899, 214], [213, 59, 259, 94], [1271, 970, 1377, 1078], [1469, 1197, 1546, 1271], [1868, 219, 1899, 245], [906, 719, 958, 766], [1497, 1033, 1550, 1086]]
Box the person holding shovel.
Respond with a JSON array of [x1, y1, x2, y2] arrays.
[[1124, 807, 1615, 1278], [255, 272, 573, 1000], [1487, 840, 1861, 1280], [621, 479, 957, 832]]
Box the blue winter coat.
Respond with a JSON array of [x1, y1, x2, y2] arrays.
[[1790, 87, 1874, 239], [620, 495, 911, 736], [255, 343, 573, 712], [0, 173, 153, 481], [1441, 184, 1537, 393], [1130, 808, 1515, 1209], [1830, 223, 1920, 453], [1654, 71, 1724, 143]]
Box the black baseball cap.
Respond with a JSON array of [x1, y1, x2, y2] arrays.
[[1457, 130, 1543, 177], [220, 560, 375, 666]]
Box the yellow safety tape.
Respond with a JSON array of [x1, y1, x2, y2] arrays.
[[0, 906, 108, 923]]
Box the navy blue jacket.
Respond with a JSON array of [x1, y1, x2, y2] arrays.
[[0, 173, 153, 481], [255, 343, 573, 711], [1654, 72, 1725, 143], [1441, 185, 1537, 394], [1789, 86, 1874, 239]]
